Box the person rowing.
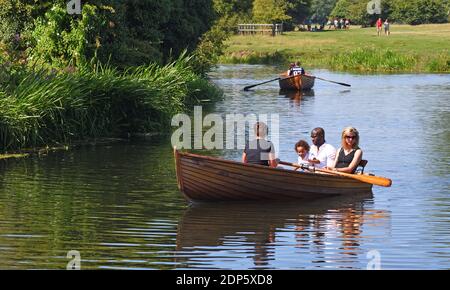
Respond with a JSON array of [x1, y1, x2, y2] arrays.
[[287, 61, 306, 76]]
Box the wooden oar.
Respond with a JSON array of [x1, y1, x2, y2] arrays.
[[278, 160, 392, 187], [243, 74, 297, 91], [312, 76, 351, 87]]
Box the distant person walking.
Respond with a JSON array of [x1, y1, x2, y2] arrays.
[[384, 19, 390, 36], [376, 18, 382, 36]]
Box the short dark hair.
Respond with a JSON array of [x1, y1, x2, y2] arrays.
[[294, 140, 310, 152], [311, 127, 325, 138]]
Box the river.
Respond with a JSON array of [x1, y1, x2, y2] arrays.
[[0, 64, 449, 269]]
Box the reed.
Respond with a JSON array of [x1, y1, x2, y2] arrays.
[[328, 48, 418, 72], [0, 54, 222, 151]]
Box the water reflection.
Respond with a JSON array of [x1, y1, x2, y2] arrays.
[[176, 194, 390, 269], [279, 89, 315, 107]]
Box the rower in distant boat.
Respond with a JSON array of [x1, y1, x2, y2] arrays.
[[288, 61, 306, 76]]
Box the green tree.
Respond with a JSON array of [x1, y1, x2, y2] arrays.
[[287, 0, 312, 24], [213, 0, 253, 32], [310, 0, 337, 24], [161, 0, 217, 61], [252, 0, 292, 23], [330, 0, 389, 26], [389, 0, 448, 25], [1, 0, 218, 69]]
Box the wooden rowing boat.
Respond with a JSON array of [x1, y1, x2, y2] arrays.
[[279, 73, 315, 91], [174, 149, 372, 202]]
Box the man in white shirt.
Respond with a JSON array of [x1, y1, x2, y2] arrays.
[[309, 127, 336, 169]]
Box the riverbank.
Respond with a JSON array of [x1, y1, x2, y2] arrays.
[[0, 54, 222, 152], [220, 24, 450, 73]]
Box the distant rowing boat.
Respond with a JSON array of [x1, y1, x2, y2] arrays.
[[174, 149, 372, 202], [279, 73, 315, 91]]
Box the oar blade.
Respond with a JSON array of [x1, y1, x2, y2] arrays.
[[243, 85, 256, 91], [243, 77, 280, 91], [314, 76, 351, 87], [358, 174, 392, 187], [278, 160, 391, 187]]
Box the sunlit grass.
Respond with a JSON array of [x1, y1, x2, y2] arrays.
[[221, 24, 450, 72]]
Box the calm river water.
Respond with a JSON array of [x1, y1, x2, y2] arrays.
[[0, 65, 449, 269]]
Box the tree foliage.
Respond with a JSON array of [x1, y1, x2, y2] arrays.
[[252, 0, 292, 23], [287, 0, 311, 24], [389, 0, 449, 25], [310, 0, 337, 24], [213, 0, 253, 31], [0, 0, 217, 69], [331, 0, 390, 26], [330, 0, 449, 26]]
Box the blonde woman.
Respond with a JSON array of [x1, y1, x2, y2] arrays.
[[328, 127, 362, 173]]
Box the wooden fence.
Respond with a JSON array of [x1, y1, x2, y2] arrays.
[[237, 24, 283, 36]]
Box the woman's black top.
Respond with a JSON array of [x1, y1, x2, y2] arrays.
[[336, 148, 359, 173]]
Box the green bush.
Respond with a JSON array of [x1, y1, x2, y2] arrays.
[[29, 4, 105, 68], [1, 1, 218, 69], [389, 0, 449, 25]]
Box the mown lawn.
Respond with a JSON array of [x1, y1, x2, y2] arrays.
[[220, 24, 450, 72]]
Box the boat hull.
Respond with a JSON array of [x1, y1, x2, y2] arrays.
[[174, 150, 372, 202], [279, 73, 315, 91]]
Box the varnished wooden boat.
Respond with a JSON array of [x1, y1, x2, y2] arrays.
[[174, 149, 372, 202], [279, 73, 315, 91]]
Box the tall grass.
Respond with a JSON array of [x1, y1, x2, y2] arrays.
[[220, 50, 288, 64], [328, 48, 418, 72], [0, 53, 222, 151]]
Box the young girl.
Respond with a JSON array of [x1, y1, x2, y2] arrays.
[[294, 140, 311, 167]]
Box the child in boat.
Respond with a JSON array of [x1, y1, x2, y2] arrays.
[[295, 140, 311, 168]]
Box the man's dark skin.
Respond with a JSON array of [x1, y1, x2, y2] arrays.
[[309, 127, 326, 165]]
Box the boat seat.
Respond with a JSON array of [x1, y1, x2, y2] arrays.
[[356, 159, 368, 174]]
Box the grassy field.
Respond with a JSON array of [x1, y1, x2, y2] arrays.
[[220, 24, 450, 72]]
